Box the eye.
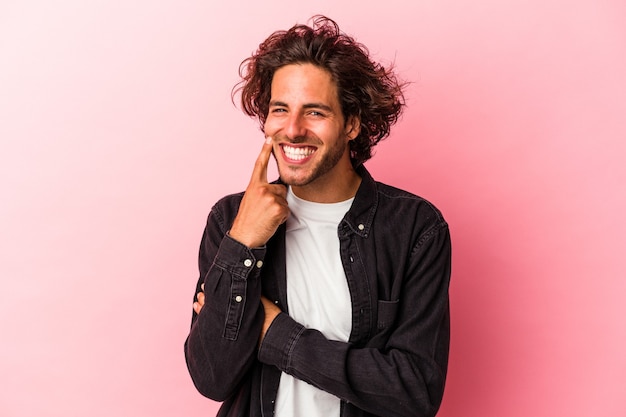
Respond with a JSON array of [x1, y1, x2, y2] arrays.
[[308, 110, 325, 117]]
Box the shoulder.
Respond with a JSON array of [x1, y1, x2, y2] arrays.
[[374, 181, 447, 225], [206, 191, 245, 231], [371, 180, 449, 250], [353, 166, 448, 239], [212, 190, 245, 210]]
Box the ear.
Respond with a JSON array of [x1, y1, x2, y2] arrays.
[[344, 115, 361, 141]]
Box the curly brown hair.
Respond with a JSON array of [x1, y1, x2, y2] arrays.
[[233, 16, 407, 166]]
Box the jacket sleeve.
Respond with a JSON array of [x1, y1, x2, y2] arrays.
[[184, 202, 267, 401], [258, 221, 451, 417]]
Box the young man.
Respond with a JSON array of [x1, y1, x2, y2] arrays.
[[185, 16, 451, 417]]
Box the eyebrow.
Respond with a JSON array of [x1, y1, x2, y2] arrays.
[[269, 100, 335, 113]]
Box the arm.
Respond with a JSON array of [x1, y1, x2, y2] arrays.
[[184, 137, 289, 400], [184, 218, 266, 401], [258, 222, 451, 417]]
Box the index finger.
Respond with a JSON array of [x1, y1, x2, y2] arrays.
[[250, 136, 273, 184]]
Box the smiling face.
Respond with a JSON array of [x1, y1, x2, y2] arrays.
[[264, 63, 360, 202]]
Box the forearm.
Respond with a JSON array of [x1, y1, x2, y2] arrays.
[[185, 234, 266, 401], [258, 311, 448, 417]]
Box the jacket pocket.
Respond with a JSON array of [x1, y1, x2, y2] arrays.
[[377, 299, 399, 330]]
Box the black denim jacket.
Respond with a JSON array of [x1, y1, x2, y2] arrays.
[[185, 166, 451, 417]]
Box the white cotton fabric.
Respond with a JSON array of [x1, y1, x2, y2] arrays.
[[274, 187, 354, 417]]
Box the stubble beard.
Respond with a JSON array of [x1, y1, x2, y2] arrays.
[[275, 135, 349, 187]]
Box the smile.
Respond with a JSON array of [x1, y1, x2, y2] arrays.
[[281, 144, 317, 161]]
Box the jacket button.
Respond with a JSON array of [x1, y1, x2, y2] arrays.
[[358, 224, 365, 231], [243, 259, 253, 267]]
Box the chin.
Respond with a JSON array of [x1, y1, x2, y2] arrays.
[[279, 176, 311, 187], [277, 169, 313, 187]]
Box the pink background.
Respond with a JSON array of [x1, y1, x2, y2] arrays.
[[1, 1, 625, 416]]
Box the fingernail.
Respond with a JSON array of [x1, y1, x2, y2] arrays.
[[265, 136, 272, 144]]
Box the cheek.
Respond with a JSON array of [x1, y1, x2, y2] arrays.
[[263, 116, 280, 135]]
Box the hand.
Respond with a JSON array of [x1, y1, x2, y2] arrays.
[[259, 295, 282, 345], [229, 137, 289, 248], [193, 283, 205, 314]]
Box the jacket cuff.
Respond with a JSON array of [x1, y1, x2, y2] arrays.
[[258, 312, 305, 372], [213, 234, 267, 280]]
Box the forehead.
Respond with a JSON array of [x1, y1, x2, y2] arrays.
[[270, 63, 339, 105]]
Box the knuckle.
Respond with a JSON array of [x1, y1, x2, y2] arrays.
[[256, 185, 271, 197]]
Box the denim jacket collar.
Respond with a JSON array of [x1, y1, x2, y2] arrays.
[[273, 164, 378, 239], [341, 164, 378, 239]]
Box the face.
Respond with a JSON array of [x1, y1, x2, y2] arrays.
[[264, 63, 359, 191]]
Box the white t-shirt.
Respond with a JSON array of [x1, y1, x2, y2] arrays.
[[275, 187, 354, 417]]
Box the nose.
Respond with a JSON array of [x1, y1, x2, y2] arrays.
[[284, 113, 307, 140]]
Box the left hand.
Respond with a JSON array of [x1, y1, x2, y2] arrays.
[[193, 284, 205, 315]]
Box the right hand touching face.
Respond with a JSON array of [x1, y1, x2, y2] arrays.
[[229, 137, 289, 248]]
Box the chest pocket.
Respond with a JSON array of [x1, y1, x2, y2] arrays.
[[377, 299, 400, 330]]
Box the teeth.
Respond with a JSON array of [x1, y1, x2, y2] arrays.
[[283, 145, 315, 161]]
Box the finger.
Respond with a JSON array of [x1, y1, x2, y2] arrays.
[[197, 291, 205, 306], [250, 136, 273, 184], [270, 183, 288, 199], [193, 302, 201, 314], [260, 295, 276, 308]]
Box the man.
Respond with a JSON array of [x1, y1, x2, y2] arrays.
[[185, 16, 451, 417]]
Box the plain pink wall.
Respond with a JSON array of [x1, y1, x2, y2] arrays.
[[1, 1, 624, 416]]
